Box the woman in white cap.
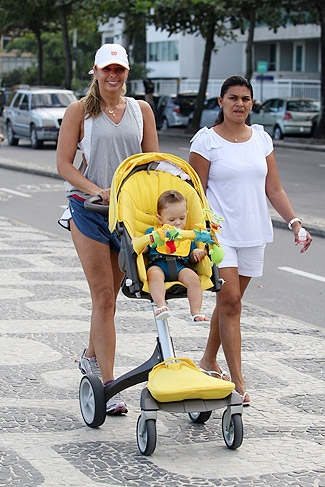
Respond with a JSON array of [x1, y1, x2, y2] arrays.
[[57, 43, 159, 414]]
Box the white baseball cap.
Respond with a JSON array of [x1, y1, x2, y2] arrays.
[[88, 43, 130, 74]]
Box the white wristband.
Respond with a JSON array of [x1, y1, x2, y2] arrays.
[[288, 217, 302, 230]]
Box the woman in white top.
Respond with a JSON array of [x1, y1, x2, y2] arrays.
[[189, 75, 312, 405], [57, 43, 159, 414]]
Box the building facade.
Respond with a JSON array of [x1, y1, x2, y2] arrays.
[[99, 19, 322, 100]]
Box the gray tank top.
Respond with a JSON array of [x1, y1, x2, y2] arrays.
[[66, 97, 143, 199]]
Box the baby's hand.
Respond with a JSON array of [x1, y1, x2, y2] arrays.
[[191, 248, 206, 262], [0, 134, 4, 142]]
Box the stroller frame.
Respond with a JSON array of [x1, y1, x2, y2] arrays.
[[79, 155, 244, 454]]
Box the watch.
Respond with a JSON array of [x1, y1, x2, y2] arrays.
[[288, 217, 302, 230]]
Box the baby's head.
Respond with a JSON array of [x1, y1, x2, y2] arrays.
[[157, 190, 187, 229]]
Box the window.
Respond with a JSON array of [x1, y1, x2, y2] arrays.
[[262, 99, 281, 112], [13, 93, 23, 107], [19, 94, 29, 110], [269, 44, 276, 71], [294, 44, 304, 72], [148, 41, 179, 62]]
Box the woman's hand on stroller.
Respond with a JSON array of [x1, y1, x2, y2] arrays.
[[95, 188, 110, 205]]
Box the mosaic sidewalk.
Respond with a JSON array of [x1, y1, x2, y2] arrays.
[[0, 216, 324, 487]]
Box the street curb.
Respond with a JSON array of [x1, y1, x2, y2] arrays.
[[272, 217, 325, 239], [0, 162, 62, 180]]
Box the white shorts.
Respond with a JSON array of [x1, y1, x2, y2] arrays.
[[218, 244, 266, 277]]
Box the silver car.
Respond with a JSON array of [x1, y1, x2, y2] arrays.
[[3, 87, 76, 148], [156, 92, 197, 130], [250, 97, 320, 139], [188, 97, 221, 128]]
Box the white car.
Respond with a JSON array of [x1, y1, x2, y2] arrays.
[[250, 97, 320, 139], [3, 87, 76, 148]]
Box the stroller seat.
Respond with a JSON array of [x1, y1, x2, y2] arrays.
[[109, 152, 218, 299]]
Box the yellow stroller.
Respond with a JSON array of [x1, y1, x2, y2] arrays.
[[78, 152, 244, 454]]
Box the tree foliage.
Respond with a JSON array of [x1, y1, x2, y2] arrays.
[[150, 0, 234, 133], [0, 0, 57, 84]]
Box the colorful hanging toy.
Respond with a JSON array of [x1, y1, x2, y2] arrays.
[[151, 225, 182, 254], [194, 209, 225, 266], [148, 208, 225, 265]]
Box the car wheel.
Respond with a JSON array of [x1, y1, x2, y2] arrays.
[[273, 125, 283, 140], [6, 122, 19, 146], [30, 125, 43, 149], [161, 117, 169, 130]]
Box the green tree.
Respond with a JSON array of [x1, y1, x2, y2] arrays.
[[0, 0, 56, 84], [151, 0, 233, 133], [4, 29, 100, 87], [231, 0, 294, 82], [100, 0, 150, 65]]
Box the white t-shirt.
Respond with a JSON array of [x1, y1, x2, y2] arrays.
[[190, 124, 274, 247]]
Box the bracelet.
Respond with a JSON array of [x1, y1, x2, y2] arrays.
[[288, 217, 302, 230]]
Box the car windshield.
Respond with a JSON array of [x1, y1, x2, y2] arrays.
[[287, 100, 320, 112], [31, 92, 75, 108], [175, 95, 197, 116]]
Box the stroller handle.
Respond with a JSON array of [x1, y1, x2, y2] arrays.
[[84, 195, 109, 214]]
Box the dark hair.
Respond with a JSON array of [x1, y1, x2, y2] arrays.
[[157, 190, 186, 214], [215, 75, 253, 125]]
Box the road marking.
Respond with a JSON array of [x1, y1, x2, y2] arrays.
[[278, 266, 325, 282], [0, 188, 32, 198]]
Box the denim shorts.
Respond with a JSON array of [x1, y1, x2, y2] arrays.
[[69, 197, 121, 253], [147, 259, 188, 282]]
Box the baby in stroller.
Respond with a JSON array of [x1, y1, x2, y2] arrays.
[[144, 189, 210, 325]]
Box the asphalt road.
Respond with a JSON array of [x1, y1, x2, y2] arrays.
[[0, 130, 324, 221], [0, 163, 324, 329]]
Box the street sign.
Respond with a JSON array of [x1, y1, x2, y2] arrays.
[[257, 61, 268, 74], [256, 75, 274, 80]]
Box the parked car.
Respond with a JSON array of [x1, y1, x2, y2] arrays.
[[250, 97, 320, 139], [3, 87, 77, 148], [188, 97, 221, 128], [156, 92, 198, 130]]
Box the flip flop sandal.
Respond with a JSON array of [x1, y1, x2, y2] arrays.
[[237, 391, 250, 406], [188, 314, 210, 326], [155, 306, 171, 320], [199, 368, 231, 381]]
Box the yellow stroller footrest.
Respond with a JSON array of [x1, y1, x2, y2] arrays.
[[147, 357, 235, 402]]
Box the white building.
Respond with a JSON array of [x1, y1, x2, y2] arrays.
[[100, 19, 322, 100]]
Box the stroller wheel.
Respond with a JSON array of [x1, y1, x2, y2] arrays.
[[188, 411, 212, 423], [79, 375, 106, 428], [136, 415, 157, 455], [222, 411, 243, 450]]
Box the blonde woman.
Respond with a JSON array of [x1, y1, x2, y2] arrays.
[[57, 43, 159, 414]]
